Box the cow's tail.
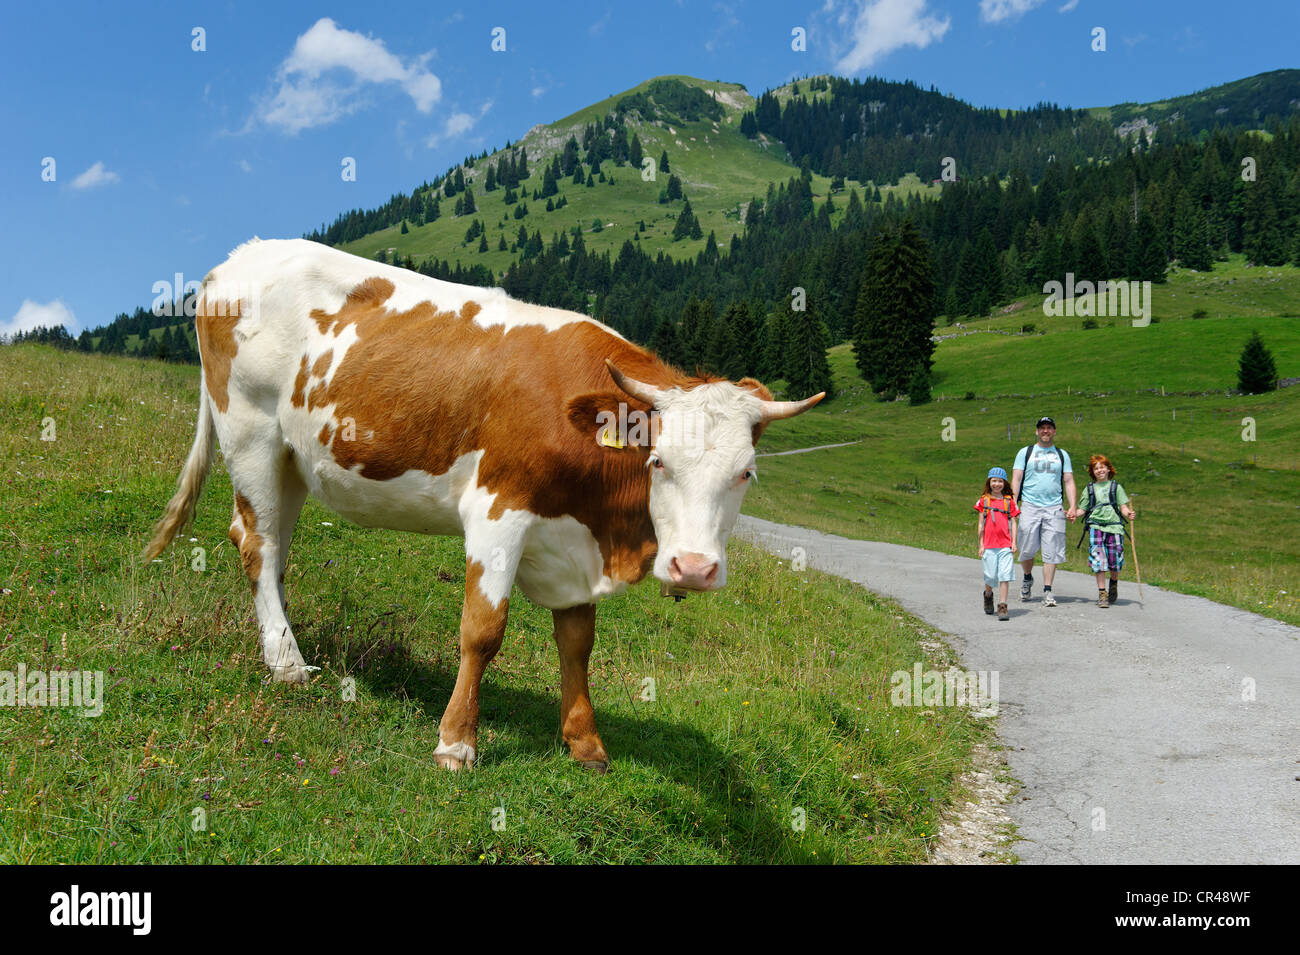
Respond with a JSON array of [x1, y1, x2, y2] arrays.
[[141, 383, 216, 563]]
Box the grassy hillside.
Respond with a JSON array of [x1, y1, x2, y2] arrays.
[[746, 258, 1300, 627], [1090, 68, 1300, 135], [0, 345, 983, 864], [337, 75, 936, 273]]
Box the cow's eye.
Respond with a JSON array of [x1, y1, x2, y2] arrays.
[[740, 468, 755, 483], [649, 455, 665, 471]]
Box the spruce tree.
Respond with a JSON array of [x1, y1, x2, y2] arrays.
[[629, 134, 643, 172], [659, 150, 670, 174], [705, 314, 744, 380], [651, 316, 686, 369], [852, 219, 935, 395], [783, 299, 834, 401], [1237, 330, 1278, 394], [907, 362, 932, 405]]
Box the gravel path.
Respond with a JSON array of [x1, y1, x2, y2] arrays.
[[735, 514, 1300, 864]]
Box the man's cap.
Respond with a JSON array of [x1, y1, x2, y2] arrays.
[[987, 467, 1008, 480], [1036, 416, 1056, 428]]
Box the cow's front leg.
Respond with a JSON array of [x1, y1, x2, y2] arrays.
[[553, 604, 610, 773], [435, 558, 510, 770]]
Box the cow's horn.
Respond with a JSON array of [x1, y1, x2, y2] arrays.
[[759, 392, 825, 423], [606, 359, 662, 406]]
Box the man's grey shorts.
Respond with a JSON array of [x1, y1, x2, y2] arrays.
[[1018, 502, 1066, 564]]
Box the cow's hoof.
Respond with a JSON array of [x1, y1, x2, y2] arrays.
[[579, 759, 610, 774], [271, 663, 313, 683], [434, 740, 475, 771]]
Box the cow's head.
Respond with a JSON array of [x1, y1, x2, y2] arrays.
[[601, 359, 822, 592]]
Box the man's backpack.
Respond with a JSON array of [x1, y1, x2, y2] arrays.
[[1016, 444, 1064, 504]]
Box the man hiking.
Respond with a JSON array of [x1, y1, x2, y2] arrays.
[[1011, 416, 1078, 607]]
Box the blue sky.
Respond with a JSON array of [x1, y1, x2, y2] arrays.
[[1, 0, 1295, 337]]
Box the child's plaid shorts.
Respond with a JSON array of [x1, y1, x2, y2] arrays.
[[1087, 527, 1125, 573]]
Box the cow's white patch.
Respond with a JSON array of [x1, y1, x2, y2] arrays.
[[516, 515, 630, 608], [434, 739, 475, 767]]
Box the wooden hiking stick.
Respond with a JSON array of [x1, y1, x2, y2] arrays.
[[1128, 495, 1144, 604]]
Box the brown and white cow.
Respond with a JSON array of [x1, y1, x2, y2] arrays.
[[143, 238, 822, 771]]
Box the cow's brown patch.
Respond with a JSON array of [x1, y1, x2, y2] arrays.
[[231, 492, 264, 593], [195, 298, 242, 413], [318, 424, 333, 446], [290, 356, 310, 408], [304, 278, 751, 584]]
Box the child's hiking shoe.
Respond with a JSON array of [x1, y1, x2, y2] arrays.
[[1098, 589, 1109, 608], [1108, 579, 1118, 604], [997, 603, 1009, 621], [984, 590, 995, 615], [1020, 576, 1033, 602], [1042, 590, 1057, 607]]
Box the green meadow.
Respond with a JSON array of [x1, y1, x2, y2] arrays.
[[0, 346, 979, 863], [747, 257, 1300, 627]]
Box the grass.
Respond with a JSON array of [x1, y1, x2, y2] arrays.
[[0, 345, 981, 863], [746, 259, 1300, 627]]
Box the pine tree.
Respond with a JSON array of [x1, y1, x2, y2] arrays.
[[853, 219, 935, 395], [907, 362, 932, 405], [400, 219, 409, 234], [1133, 210, 1167, 282], [651, 316, 685, 368], [629, 134, 643, 172], [672, 200, 698, 240], [704, 314, 744, 380], [659, 150, 670, 174], [783, 299, 834, 401], [1173, 190, 1212, 271], [1237, 330, 1278, 394], [461, 187, 476, 215]]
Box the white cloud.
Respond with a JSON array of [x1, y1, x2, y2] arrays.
[[255, 18, 441, 134], [531, 86, 546, 98], [1058, 0, 1079, 12], [3, 300, 77, 339], [239, 159, 253, 172], [979, 0, 1046, 22], [70, 162, 119, 190], [589, 11, 611, 36], [833, 0, 951, 74], [424, 100, 492, 148]]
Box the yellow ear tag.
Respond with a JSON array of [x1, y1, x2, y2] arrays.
[[599, 427, 625, 449]]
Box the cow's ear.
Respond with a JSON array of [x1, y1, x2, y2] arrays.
[[566, 392, 652, 450]]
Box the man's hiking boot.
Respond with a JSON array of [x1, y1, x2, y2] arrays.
[[984, 590, 995, 615], [1020, 576, 1033, 602], [1043, 591, 1057, 607], [1108, 579, 1118, 604], [1098, 589, 1109, 608], [997, 603, 1009, 621]]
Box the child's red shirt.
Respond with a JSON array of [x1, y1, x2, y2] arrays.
[[974, 495, 1020, 549]]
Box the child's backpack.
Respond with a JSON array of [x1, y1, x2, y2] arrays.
[[980, 494, 1014, 530], [1075, 481, 1127, 549]]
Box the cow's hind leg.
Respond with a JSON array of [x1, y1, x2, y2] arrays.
[[553, 604, 609, 772], [226, 445, 314, 683]]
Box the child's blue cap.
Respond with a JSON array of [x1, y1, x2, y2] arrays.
[[987, 467, 1008, 480]]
